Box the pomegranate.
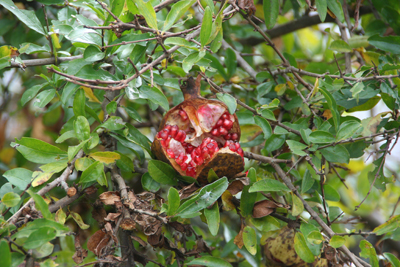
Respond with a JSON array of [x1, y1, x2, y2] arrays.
[[151, 75, 244, 184]]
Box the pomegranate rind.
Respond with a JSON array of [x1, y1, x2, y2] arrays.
[[151, 139, 244, 185]]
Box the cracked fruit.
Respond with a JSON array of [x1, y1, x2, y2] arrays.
[[151, 75, 244, 184]]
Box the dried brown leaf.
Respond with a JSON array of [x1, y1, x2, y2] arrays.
[[252, 200, 278, 218], [99, 191, 121, 205], [120, 218, 136, 230], [87, 230, 110, 257], [131, 235, 148, 247]]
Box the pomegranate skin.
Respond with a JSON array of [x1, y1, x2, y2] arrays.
[[151, 75, 244, 185]]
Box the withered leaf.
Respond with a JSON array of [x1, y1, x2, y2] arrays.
[[234, 227, 244, 249], [99, 191, 121, 205], [105, 222, 118, 244], [252, 199, 278, 218], [324, 245, 337, 262], [120, 218, 136, 231], [237, 0, 256, 16], [87, 230, 110, 257], [227, 179, 246, 195], [72, 232, 88, 264], [105, 212, 121, 222], [169, 221, 186, 233], [131, 235, 148, 247], [91, 200, 107, 226], [221, 190, 236, 211]]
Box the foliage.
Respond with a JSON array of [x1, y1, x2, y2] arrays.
[[1, 0, 400, 266]]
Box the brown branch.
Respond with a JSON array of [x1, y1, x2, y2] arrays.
[[9, 55, 83, 68]]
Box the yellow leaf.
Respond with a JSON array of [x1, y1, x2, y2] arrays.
[[322, 109, 332, 120], [82, 86, 101, 103], [32, 171, 54, 187], [287, 81, 294, 90], [347, 160, 365, 173], [311, 78, 319, 98], [89, 151, 121, 164]]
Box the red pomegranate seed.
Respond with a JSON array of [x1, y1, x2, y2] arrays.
[[202, 147, 209, 159], [195, 147, 201, 155], [231, 133, 239, 141], [179, 110, 188, 120], [186, 144, 194, 153], [170, 125, 178, 138], [160, 130, 168, 140], [207, 143, 216, 154], [165, 136, 172, 147], [219, 127, 228, 136], [186, 166, 196, 177], [237, 148, 244, 157], [211, 128, 220, 136], [166, 149, 175, 158], [224, 133, 232, 140], [191, 150, 197, 160], [224, 140, 232, 148], [216, 119, 223, 127], [181, 162, 188, 171], [165, 125, 172, 131], [229, 143, 236, 151], [235, 142, 240, 150], [175, 130, 186, 142], [223, 119, 233, 130], [194, 155, 204, 165], [160, 140, 166, 147], [222, 113, 229, 119], [176, 153, 185, 164]]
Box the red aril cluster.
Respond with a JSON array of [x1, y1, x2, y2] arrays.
[[210, 112, 239, 141]]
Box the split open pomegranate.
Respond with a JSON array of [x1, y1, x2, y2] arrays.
[[151, 75, 244, 184]]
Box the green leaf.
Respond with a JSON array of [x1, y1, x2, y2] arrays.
[[216, 93, 237, 114], [167, 187, 180, 216], [133, 0, 158, 31], [200, 6, 213, 47], [329, 235, 345, 248], [309, 131, 335, 144], [124, 106, 142, 122], [21, 84, 43, 106], [186, 256, 232, 267], [23, 227, 57, 250], [139, 84, 170, 111], [315, 0, 327, 22], [89, 151, 120, 164], [373, 215, 400, 235], [67, 139, 88, 161], [83, 45, 104, 62], [163, 0, 196, 32], [291, 193, 304, 216], [243, 226, 257, 255], [73, 89, 86, 117], [148, 160, 177, 185], [263, 0, 279, 28], [320, 145, 349, 164], [79, 161, 103, 185], [251, 215, 280, 232], [74, 116, 91, 141], [286, 140, 308, 156], [0, 240, 11, 267], [165, 37, 198, 50], [126, 124, 152, 155], [225, 48, 237, 79], [99, 116, 126, 131], [106, 101, 118, 114], [240, 185, 257, 217], [249, 178, 290, 193], [307, 231, 324, 245], [3, 168, 32, 190], [56, 130, 76, 143], [12, 137, 67, 164], [384, 253, 400, 267], [319, 87, 340, 132], [28, 190, 52, 219], [369, 35, 400, 54], [176, 177, 228, 216], [67, 211, 90, 229], [301, 169, 314, 194], [329, 40, 351, 52], [294, 232, 315, 263], [359, 240, 379, 267], [141, 172, 160, 192], [33, 89, 55, 108], [317, 184, 340, 202], [327, 0, 344, 22], [254, 116, 272, 140], [75, 157, 94, 172], [1, 192, 20, 208], [337, 120, 361, 141], [115, 152, 135, 173], [0, 0, 46, 35], [204, 202, 220, 236]]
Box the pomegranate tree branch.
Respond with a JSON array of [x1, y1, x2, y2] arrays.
[[269, 161, 367, 267], [7, 150, 84, 224]]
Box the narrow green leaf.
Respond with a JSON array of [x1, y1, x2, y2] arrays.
[[106, 101, 118, 114], [141, 172, 160, 192], [200, 6, 213, 47], [148, 160, 177, 185], [99, 116, 126, 131], [319, 87, 340, 132], [12, 137, 67, 164], [373, 215, 400, 235], [74, 116, 91, 141], [204, 202, 220, 236], [167, 187, 180, 216], [216, 93, 237, 114], [28, 190, 52, 219], [337, 120, 361, 141], [79, 161, 103, 185], [384, 253, 400, 267], [3, 168, 32, 190], [254, 116, 272, 140], [21, 84, 43, 106], [56, 130, 76, 143], [309, 131, 335, 144], [286, 140, 308, 156], [73, 89, 86, 117], [291, 193, 304, 216], [249, 178, 290, 193], [294, 232, 315, 263], [23, 227, 57, 250], [315, 0, 327, 22], [163, 0, 196, 32], [139, 84, 170, 111], [1, 192, 20, 208], [240, 185, 257, 217], [225, 48, 237, 79], [329, 40, 351, 52], [327, 0, 344, 22], [369, 35, 400, 54], [186, 256, 232, 267], [0, 240, 11, 267], [301, 169, 314, 194], [263, 0, 279, 28], [133, 0, 158, 31], [33, 89, 55, 108], [330, 235, 346, 248], [243, 226, 257, 255]]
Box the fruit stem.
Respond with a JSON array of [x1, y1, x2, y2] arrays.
[[182, 74, 202, 100]]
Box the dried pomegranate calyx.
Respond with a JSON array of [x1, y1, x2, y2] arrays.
[[151, 75, 244, 184]]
